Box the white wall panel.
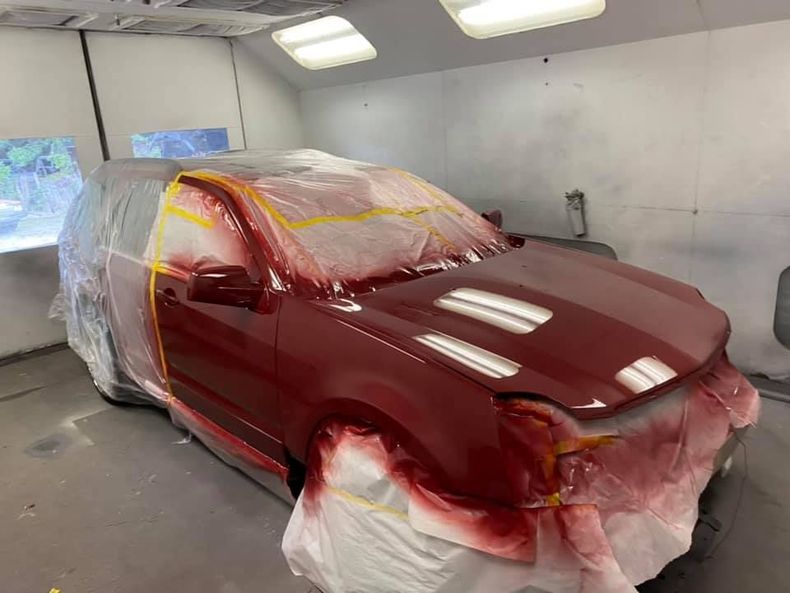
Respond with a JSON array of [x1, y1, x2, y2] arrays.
[[300, 20, 790, 377], [232, 41, 303, 150], [302, 73, 447, 187], [443, 34, 707, 213], [697, 21, 790, 216], [86, 32, 245, 158], [691, 212, 790, 380], [0, 28, 103, 357]]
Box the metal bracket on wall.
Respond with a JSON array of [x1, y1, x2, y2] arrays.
[[565, 189, 587, 237]]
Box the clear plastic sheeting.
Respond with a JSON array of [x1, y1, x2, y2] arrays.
[[283, 355, 760, 593], [51, 158, 180, 403], [187, 149, 512, 298]]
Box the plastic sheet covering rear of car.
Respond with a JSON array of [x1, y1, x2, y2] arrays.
[[282, 355, 760, 593], [51, 159, 181, 403]]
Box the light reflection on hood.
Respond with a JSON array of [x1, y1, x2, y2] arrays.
[[615, 356, 678, 394], [434, 288, 553, 334], [414, 332, 521, 379]]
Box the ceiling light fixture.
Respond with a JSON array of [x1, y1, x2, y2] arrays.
[[273, 15, 377, 70], [439, 0, 606, 40]]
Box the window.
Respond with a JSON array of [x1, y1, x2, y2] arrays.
[[776, 267, 790, 349], [439, 0, 607, 40], [131, 128, 229, 159], [272, 16, 377, 70], [0, 136, 82, 254], [159, 184, 253, 277]]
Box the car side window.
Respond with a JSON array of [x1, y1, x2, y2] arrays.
[[111, 177, 167, 259], [157, 184, 254, 277]]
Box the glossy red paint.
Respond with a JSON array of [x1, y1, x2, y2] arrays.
[[122, 174, 732, 505], [349, 241, 731, 417]]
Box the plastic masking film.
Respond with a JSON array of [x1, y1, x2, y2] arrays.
[[51, 159, 180, 403], [185, 149, 513, 298], [282, 354, 760, 593]]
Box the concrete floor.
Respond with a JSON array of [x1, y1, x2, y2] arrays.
[[1, 348, 788, 593]]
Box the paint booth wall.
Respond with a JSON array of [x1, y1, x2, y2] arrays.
[[0, 28, 103, 358], [300, 19, 790, 381], [84, 32, 303, 158], [0, 29, 302, 358], [232, 40, 304, 150]]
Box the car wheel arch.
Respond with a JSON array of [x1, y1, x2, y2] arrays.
[[285, 398, 451, 497]]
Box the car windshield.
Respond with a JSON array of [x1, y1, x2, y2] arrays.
[[185, 150, 513, 298]]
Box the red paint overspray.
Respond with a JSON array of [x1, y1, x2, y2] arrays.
[[290, 354, 759, 591], [169, 397, 289, 496]]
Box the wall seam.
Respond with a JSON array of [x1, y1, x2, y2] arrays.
[[79, 31, 110, 162], [440, 70, 449, 190], [688, 29, 713, 282], [229, 39, 249, 150]]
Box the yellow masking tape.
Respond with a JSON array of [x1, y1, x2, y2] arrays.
[[165, 204, 213, 228], [148, 174, 186, 401], [327, 485, 409, 522], [392, 168, 460, 213], [187, 170, 293, 229], [184, 169, 461, 241], [553, 435, 618, 457], [289, 205, 455, 230]]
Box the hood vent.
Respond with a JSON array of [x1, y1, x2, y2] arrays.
[[0, 0, 346, 36]]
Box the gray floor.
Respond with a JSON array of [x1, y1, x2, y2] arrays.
[[1, 348, 788, 593]]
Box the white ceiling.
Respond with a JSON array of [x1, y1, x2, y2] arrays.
[[237, 0, 790, 90]]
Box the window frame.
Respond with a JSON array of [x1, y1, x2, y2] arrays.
[[178, 176, 274, 291]]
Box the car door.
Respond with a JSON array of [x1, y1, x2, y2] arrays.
[[152, 180, 284, 462]]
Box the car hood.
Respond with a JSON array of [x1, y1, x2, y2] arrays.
[[335, 241, 729, 418]]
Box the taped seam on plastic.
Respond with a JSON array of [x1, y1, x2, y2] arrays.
[[165, 203, 214, 228], [288, 205, 457, 230], [500, 401, 619, 507], [187, 170, 293, 229], [327, 485, 409, 521], [554, 435, 618, 456], [148, 175, 185, 401], [392, 168, 460, 213], [186, 169, 461, 247], [543, 436, 618, 507]]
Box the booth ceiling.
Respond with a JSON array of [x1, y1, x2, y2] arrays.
[[237, 0, 790, 89], [0, 0, 345, 36]]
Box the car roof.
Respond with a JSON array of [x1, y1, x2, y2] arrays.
[[92, 149, 358, 185]]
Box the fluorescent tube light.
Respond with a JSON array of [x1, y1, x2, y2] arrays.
[[273, 16, 377, 70], [439, 0, 606, 39]]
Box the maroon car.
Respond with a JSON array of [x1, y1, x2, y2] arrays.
[[55, 150, 759, 588]]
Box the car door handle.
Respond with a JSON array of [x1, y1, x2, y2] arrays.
[[156, 288, 180, 307]]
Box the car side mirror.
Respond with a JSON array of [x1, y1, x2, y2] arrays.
[[481, 209, 503, 229], [187, 265, 266, 309]]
